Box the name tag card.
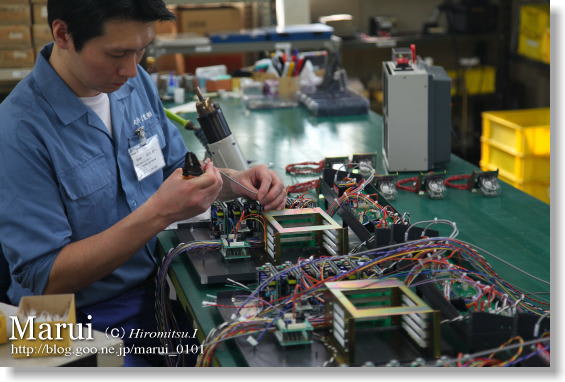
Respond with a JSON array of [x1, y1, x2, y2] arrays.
[[128, 135, 165, 181]]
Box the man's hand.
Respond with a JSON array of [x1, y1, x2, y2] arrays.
[[149, 161, 223, 226], [220, 165, 286, 211]]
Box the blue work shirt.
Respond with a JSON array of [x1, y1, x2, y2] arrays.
[[0, 43, 187, 308]]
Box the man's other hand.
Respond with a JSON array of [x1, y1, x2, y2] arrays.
[[229, 165, 286, 211]]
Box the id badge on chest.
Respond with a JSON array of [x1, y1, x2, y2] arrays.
[[128, 130, 165, 181]]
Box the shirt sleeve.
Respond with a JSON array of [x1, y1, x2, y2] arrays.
[[0, 119, 71, 295], [137, 67, 188, 179]]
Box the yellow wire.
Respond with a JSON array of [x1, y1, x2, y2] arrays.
[[487, 336, 524, 366]]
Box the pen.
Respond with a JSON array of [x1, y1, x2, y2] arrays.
[[287, 61, 295, 77], [296, 58, 305, 75]]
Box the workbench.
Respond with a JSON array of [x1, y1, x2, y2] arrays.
[[157, 98, 550, 366]]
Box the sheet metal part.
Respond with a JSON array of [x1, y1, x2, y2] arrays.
[[262, 207, 347, 263], [325, 279, 441, 365]]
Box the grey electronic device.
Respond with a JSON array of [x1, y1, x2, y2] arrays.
[[382, 47, 451, 172], [195, 87, 248, 171], [208, 135, 248, 171]]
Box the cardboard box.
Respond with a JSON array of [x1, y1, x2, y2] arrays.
[[185, 53, 244, 75], [0, 310, 7, 345], [0, 48, 34, 68], [0, 4, 31, 25], [32, 23, 51, 48], [32, 3, 47, 24], [11, 294, 76, 358], [177, 6, 243, 35], [0, 25, 31, 48], [206, 78, 232, 92], [174, 6, 246, 75]]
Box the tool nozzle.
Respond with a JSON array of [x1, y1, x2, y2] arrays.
[[195, 87, 205, 102]]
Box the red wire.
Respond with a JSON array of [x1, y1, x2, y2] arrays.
[[445, 174, 471, 190], [285, 161, 324, 175], [396, 176, 418, 192]]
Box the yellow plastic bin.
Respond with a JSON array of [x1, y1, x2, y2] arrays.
[[481, 108, 550, 156], [518, 4, 550, 63], [480, 142, 549, 183], [447, 66, 496, 96], [481, 107, 550, 189]]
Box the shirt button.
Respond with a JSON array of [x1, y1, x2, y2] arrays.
[[132, 200, 137, 207]]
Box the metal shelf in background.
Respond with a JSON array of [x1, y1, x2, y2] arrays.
[[0, 68, 32, 96], [342, 33, 504, 50], [510, 53, 550, 69], [0, 68, 31, 82], [148, 34, 341, 57]]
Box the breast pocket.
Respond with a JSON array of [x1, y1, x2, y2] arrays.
[[59, 153, 111, 200], [58, 153, 114, 236]]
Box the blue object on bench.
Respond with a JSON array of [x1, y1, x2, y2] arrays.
[[265, 23, 333, 41]]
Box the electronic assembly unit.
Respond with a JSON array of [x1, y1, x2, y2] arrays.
[[155, 155, 550, 367]]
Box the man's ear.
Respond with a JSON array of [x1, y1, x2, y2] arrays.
[[51, 19, 74, 50]]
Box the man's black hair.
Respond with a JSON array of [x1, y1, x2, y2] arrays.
[[48, 0, 175, 51]]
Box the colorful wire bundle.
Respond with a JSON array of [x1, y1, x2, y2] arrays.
[[325, 175, 403, 230], [155, 241, 221, 366], [443, 336, 550, 367], [231, 209, 268, 251], [197, 318, 272, 367], [159, 223, 550, 366], [286, 194, 317, 208], [231, 236, 549, 321], [182, 235, 549, 366]]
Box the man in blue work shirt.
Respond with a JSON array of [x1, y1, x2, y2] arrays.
[[0, 0, 286, 366]]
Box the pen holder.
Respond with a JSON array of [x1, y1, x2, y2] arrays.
[[279, 77, 299, 100]]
